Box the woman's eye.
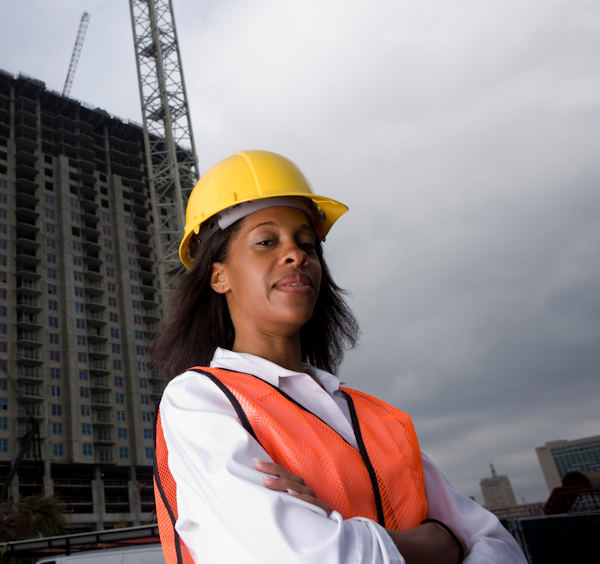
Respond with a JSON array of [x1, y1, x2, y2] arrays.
[[299, 242, 316, 251], [258, 240, 273, 246]]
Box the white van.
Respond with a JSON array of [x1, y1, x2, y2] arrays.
[[36, 543, 165, 564]]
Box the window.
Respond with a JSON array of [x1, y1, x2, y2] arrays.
[[103, 226, 111, 235], [47, 268, 57, 279], [81, 404, 90, 416], [130, 285, 139, 296], [0, 439, 8, 454], [47, 253, 56, 263], [79, 369, 88, 380], [135, 330, 143, 340], [110, 312, 118, 322], [80, 387, 90, 398], [105, 253, 113, 263], [53, 443, 63, 456], [107, 282, 116, 292], [74, 286, 84, 297], [46, 223, 55, 233], [128, 257, 137, 267], [51, 404, 62, 416], [125, 229, 133, 239], [0, 273, 5, 283], [145, 447, 154, 460], [0, 417, 7, 431], [77, 335, 86, 346], [71, 212, 80, 223], [0, 225, 6, 235], [142, 411, 152, 423], [49, 316, 59, 328], [136, 345, 145, 356], [83, 443, 93, 456], [129, 271, 138, 281], [75, 302, 85, 313], [51, 385, 61, 397], [133, 315, 142, 325], [138, 362, 146, 372], [101, 199, 109, 209], [73, 256, 82, 266], [49, 333, 59, 344], [73, 241, 81, 251], [143, 428, 152, 440], [124, 216, 133, 226], [46, 238, 55, 248], [45, 194, 54, 204], [113, 360, 122, 370], [110, 328, 120, 339], [0, 398, 7, 410], [119, 447, 129, 459], [118, 428, 127, 439], [139, 377, 148, 389], [106, 267, 115, 277], [0, 306, 5, 317], [116, 410, 126, 422], [82, 423, 92, 435], [0, 341, 6, 353], [78, 352, 87, 363], [115, 393, 125, 404], [45, 209, 55, 219], [52, 422, 63, 435], [70, 198, 79, 209], [0, 256, 5, 267], [76, 319, 85, 329], [48, 299, 58, 310], [104, 239, 112, 249], [127, 243, 135, 253], [102, 211, 110, 221], [109, 297, 117, 307], [114, 376, 123, 387], [132, 300, 140, 309], [48, 284, 57, 294], [141, 394, 150, 405], [0, 325, 6, 335], [50, 368, 60, 379], [74, 271, 83, 281], [112, 343, 121, 354], [50, 350, 60, 361]]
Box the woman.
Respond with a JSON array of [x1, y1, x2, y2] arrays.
[[151, 151, 527, 564]]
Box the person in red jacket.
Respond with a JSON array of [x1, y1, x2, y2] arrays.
[[150, 151, 527, 564]]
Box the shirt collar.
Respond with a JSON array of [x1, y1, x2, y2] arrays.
[[210, 347, 345, 396]]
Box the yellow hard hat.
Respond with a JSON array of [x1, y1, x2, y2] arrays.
[[179, 150, 348, 268]]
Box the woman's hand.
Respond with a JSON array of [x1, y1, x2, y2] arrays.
[[253, 458, 333, 516], [387, 522, 469, 564]]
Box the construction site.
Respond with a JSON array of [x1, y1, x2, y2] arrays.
[[0, 1, 598, 563]]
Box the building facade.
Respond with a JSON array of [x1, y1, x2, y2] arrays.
[[479, 464, 517, 511], [0, 70, 171, 530], [536, 435, 600, 492]]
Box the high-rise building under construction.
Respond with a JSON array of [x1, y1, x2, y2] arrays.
[[0, 69, 173, 530]]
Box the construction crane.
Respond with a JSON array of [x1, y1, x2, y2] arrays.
[[128, 0, 200, 305], [62, 12, 91, 97]]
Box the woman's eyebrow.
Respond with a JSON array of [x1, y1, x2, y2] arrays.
[[249, 221, 278, 232]]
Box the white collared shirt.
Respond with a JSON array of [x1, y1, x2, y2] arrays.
[[160, 348, 527, 564]]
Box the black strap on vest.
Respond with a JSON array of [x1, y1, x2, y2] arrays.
[[153, 407, 185, 564]]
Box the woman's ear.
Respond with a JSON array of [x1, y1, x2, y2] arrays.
[[210, 263, 229, 294]]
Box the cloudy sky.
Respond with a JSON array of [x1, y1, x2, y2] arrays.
[[2, 0, 599, 504]]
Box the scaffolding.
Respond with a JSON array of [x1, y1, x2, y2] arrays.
[[128, 0, 199, 304]]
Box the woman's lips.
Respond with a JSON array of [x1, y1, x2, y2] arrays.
[[274, 273, 313, 294]]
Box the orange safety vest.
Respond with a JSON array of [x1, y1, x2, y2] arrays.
[[154, 367, 427, 564]]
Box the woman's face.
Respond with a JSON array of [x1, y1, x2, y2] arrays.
[[211, 206, 322, 338]]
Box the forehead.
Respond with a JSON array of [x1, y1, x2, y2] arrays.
[[241, 206, 313, 231]]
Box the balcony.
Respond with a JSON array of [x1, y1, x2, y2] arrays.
[[17, 403, 44, 419], [82, 238, 102, 253], [92, 392, 111, 406], [15, 191, 39, 208], [96, 448, 113, 464], [93, 410, 112, 425], [87, 325, 107, 342], [87, 309, 106, 327], [16, 294, 42, 313], [16, 246, 40, 265], [94, 429, 114, 444], [16, 330, 41, 346], [143, 308, 160, 322], [16, 347, 42, 363], [16, 261, 41, 280], [16, 365, 43, 381], [85, 278, 104, 294], [89, 343, 108, 358], [17, 384, 44, 401], [91, 376, 110, 389], [16, 278, 41, 296], [16, 311, 42, 329]]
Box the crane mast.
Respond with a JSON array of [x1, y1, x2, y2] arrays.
[[128, 0, 199, 306], [63, 12, 91, 97]]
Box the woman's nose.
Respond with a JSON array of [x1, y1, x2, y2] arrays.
[[281, 243, 308, 265]]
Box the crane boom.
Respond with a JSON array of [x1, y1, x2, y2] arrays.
[[128, 0, 200, 305], [63, 12, 91, 97]]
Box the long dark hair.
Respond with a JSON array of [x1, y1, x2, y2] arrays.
[[149, 220, 359, 383]]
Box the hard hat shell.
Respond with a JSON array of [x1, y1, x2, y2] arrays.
[[179, 150, 348, 268]]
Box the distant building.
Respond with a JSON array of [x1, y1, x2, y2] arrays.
[[490, 501, 544, 520], [536, 435, 600, 492], [0, 69, 180, 531], [479, 464, 517, 510]]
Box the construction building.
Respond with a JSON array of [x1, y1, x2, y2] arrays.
[[0, 68, 174, 530], [536, 435, 600, 492], [479, 464, 517, 511]]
